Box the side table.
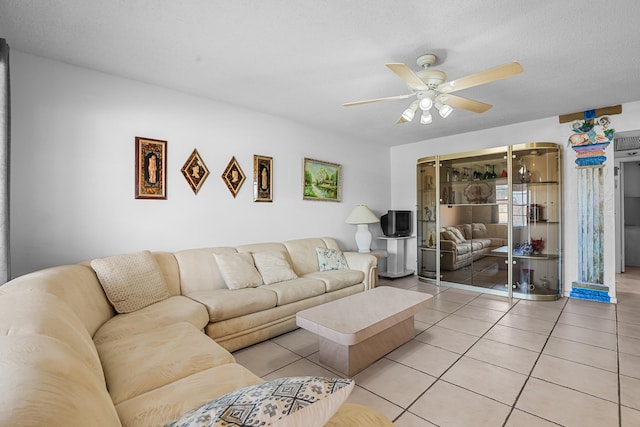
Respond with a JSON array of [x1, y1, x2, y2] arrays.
[[376, 236, 416, 278]]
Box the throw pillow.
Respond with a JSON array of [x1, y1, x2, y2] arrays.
[[316, 248, 349, 271], [215, 252, 263, 290], [449, 227, 466, 242], [164, 376, 355, 427], [460, 224, 473, 240], [90, 250, 169, 314], [442, 230, 461, 243], [472, 222, 488, 238], [252, 251, 298, 285]]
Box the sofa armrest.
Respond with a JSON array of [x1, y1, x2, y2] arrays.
[[440, 240, 457, 251], [342, 252, 378, 290]]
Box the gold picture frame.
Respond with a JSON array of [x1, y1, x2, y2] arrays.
[[253, 155, 273, 202], [303, 157, 342, 202], [221, 156, 245, 198], [135, 137, 167, 199], [181, 148, 210, 194]]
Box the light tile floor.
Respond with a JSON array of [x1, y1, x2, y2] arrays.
[[232, 268, 640, 426]]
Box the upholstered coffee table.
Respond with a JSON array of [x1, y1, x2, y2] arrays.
[[296, 286, 433, 376]]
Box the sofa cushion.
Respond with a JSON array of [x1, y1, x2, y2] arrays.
[[263, 277, 326, 306], [304, 270, 365, 292], [0, 335, 122, 427], [164, 376, 354, 427], [474, 238, 493, 249], [93, 295, 209, 345], [187, 288, 278, 322], [97, 322, 235, 405], [215, 252, 263, 289], [252, 251, 298, 285], [455, 242, 473, 255], [283, 238, 329, 275], [316, 247, 349, 271], [460, 224, 472, 240], [471, 223, 489, 238], [174, 247, 239, 293], [91, 250, 170, 313], [115, 363, 264, 427]]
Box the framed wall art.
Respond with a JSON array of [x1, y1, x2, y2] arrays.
[[303, 157, 342, 202], [253, 155, 273, 202], [181, 148, 210, 194], [221, 156, 245, 198], [135, 137, 167, 199]]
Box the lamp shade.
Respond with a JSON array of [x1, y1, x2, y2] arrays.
[[345, 205, 379, 224]]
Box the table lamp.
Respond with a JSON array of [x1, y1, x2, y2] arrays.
[[345, 205, 379, 253]]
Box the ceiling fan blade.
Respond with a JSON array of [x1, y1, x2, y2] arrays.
[[437, 61, 523, 93], [385, 63, 428, 91], [435, 93, 492, 113], [343, 93, 414, 107]]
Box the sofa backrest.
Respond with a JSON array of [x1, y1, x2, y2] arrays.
[[1, 264, 115, 337], [173, 247, 238, 294], [282, 237, 329, 276], [0, 288, 122, 426], [153, 251, 182, 296]]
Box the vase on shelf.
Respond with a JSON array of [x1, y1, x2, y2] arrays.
[[483, 165, 492, 180], [462, 167, 470, 181]]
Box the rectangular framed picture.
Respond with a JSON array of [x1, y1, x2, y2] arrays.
[[135, 137, 167, 199], [303, 157, 342, 202], [253, 154, 273, 202]]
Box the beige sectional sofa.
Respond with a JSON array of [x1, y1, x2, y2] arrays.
[[0, 237, 393, 427], [440, 223, 508, 270]]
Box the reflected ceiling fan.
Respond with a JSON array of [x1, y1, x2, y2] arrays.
[[343, 54, 523, 125]]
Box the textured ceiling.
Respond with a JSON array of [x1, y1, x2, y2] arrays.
[[2, 0, 640, 147]]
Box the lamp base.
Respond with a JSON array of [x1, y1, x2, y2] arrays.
[[354, 224, 372, 253]]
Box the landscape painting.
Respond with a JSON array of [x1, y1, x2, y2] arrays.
[[303, 158, 341, 202]]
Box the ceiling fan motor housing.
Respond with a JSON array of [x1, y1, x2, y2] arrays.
[[416, 69, 447, 89]]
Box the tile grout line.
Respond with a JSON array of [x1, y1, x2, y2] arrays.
[[390, 290, 524, 424], [502, 297, 568, 426]]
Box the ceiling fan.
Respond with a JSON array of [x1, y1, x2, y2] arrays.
[[343, 54, 523, 125]]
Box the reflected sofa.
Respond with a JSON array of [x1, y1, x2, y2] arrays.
[[440, 223, 508, 270], [0, 237, 394, 427]]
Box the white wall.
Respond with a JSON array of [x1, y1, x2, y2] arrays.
[[391, 103, 640, 302], [10, 52, 390, 277]]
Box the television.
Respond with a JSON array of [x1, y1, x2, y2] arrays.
[[380, 210, 412, 237]]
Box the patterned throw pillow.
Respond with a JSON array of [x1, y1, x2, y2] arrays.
[[316, 248, 349, 271], [449, 227, 466, 242], [215, 253, 263, 290], [91, 250, 170, 313], [252, 251, 298, 285], [164, 376, 355, 427]]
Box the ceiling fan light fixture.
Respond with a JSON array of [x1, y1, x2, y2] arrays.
[[401, 100, 419, 122], [420, 111, 433, 125], [436, 102, 453, 118], [418, 96, 433, 111]]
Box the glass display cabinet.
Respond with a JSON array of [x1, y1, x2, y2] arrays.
[[417, 142, 562, 300]]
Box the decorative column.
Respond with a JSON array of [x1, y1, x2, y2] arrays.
[[568, 113, 614, 302]]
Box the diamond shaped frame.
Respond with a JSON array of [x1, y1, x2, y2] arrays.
[[181, 148, 210, 194], [221, 156, 245, 198]]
